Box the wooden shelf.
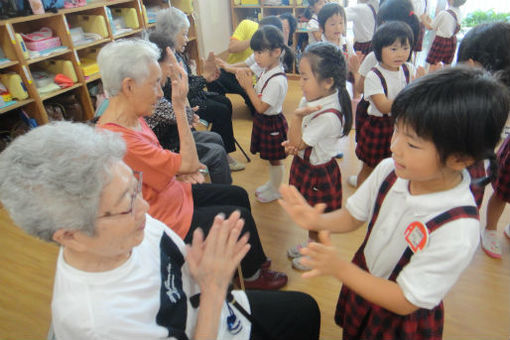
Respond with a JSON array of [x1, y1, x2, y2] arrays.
[[0, 60, 19, 69], [85, 73, 101, 83], [26, 49, 71, 65], [40, 83, 82, 101], [113, 28, 143, 39], [74, 38, 111, 51], [0, 98, 34, 114]]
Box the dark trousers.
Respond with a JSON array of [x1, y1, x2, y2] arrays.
[[197, 93, 236, 153], [207, 70, 256, 116], [185, 184, 267, 277], [247, 290, 321, 340]]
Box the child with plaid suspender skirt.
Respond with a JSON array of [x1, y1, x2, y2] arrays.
[[422, 0, 466, 66], [455, 22, 510, 258], [280, 67, 509, 339], [345, 0, 379, 56], [284, 42, 353, 271], [236, 25, 294, 203], [353, 22, 422, 188]]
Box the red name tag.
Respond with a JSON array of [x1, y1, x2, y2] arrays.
[[404, 221, 429, 253]]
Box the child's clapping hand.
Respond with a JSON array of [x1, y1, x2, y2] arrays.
[[299, 231, 345, 279], [279, 184, 327, 230], [235, 68, 254, 90]]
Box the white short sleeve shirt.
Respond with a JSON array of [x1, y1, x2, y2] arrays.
[[307, 14, 320, 44], [364, 63, 415, 117], [345, 0, 379, 43], [346, 158, 480, 310], [254, 64, 288, 116], [431, 7, 462, 38], [298, 91, 344, 165]]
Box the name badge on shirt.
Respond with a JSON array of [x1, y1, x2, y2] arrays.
[[404, 221, 429, 253]]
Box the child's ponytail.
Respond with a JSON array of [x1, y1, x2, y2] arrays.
[[337, 83, 353, 137]]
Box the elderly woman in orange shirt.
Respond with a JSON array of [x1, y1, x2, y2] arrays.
[[96, 39, 286, 290]]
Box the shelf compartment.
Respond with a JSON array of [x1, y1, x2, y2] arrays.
[[40, 83, 82, 101], [0, 98, 35, 115], [74, 38, 111, 50], [113, 28, 143, 39], [26, 48, 71, 65], [0, 61, 19, 69]]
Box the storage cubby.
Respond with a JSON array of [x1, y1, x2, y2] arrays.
[[0, 0, 202, 128]]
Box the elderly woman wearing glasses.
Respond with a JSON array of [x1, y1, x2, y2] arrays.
[[0, 122, 320, 339], [95, 39, 287, 290]]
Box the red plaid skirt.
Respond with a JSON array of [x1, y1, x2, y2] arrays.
[[335, 250, 444, 340], [355, 115, 394, 168], [355, 97, 370, 143], [353, 41, 372, 56], [250, 112, 288, 161], [426, 35, 457, 65], [492, 137, 510, 202], [415, 23, 425, 52], [467, 162, 486, 209], [289, 153, 342, 212]]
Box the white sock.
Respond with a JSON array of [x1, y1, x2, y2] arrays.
[[269, 164, 284, 192], [256, 181, 271, 193]]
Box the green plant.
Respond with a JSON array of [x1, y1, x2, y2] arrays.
[[463, 10, 510, 27]]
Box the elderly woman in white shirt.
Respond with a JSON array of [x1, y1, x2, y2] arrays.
[[0, 120, 320, 340]]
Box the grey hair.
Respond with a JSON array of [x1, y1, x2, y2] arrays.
[[97, 39, 160, 97], [0, 122, 126, 242], [155, 7, 190, 45]]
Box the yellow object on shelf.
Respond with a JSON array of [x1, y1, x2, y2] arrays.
[[172, 0, 193, 14], [15, 34, 29, 60], [112, 8, 140, 29], [0, 73, 28, 100], [80, 58, 99, 76], [241, 0, 258, 4], [141, 5, 149, 25], [74, 15, 109, 38], [40, 59, 78, 83]]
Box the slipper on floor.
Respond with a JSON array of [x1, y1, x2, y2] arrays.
[[481, 229, 502, 259]]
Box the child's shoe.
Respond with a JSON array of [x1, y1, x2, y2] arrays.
[[481, 229, 502, 258], [255, 181, 271, 196], [287, 241, 309, 258], [291, 256, 312, 271], [347, 175, 357, 188], [255, 188, 280, 203], [505, 224, 510, 240]]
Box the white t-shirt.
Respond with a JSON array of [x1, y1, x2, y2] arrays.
[[307, 14, 320, 44], [52, 214, 251, 340], [254, 64, 288, 116], [359, 51, 377, 77], [346, 158, 480, 310], [297, 91, 344, 165], [321, 34, 356, 57], [411, 0, 427, 17], [345, 0, 379, 43], [364, 63, 415, 117], [431, 7, 461, 38]]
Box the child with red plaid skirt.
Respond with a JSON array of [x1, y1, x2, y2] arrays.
[[236, 25, 294, 203], [284, 42, 353, 271], [279, 67, 509, 340], [421, 0, 466, 67], [345, 0, 379, 56], [455, 22, 510, 258], [353, 22, 424, 188]]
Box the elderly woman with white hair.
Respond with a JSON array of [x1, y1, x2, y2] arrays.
[[95, 39, 287, 290], [155, 7, 244, 171], [0, 122, 321, 339]]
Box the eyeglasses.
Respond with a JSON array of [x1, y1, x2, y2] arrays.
[[98, 171, 143, 219]]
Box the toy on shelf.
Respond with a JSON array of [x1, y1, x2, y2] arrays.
[[0, 73, 29, 100], [21, 27, 61, 52], [109, 7, 139, 36]]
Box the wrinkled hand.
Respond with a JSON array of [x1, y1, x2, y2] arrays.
[[299, 231, 345, 279], [235, 68, 253, 90], [279, 184, 326, 230], [294, 105, 322, 118], [347, 52, 361, 74], [215, 57, 228, 70], [177, 167, 206, 184], [186, 211, 251, 292], [203, 52, 220, 82], [166, 47, 189, 106], [192, 114, 201, 128], [282, 140, 298, 155]]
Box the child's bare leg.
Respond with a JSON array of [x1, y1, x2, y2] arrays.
[[357, 163, 374, 187], [486, 192, 506, 231]]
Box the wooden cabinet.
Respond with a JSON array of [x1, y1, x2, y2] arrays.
[[0, 0, 202, 124], [229, 0, 307, 75]]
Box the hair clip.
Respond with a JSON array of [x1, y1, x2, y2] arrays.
[[409, 11, 415, 16]]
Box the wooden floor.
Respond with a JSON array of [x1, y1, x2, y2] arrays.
[[1, 80, 510, 339]]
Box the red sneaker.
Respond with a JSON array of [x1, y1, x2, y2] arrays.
[[243, 268, 288, 290]]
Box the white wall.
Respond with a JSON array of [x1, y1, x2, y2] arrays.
[[193, 0, 233, 56]]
